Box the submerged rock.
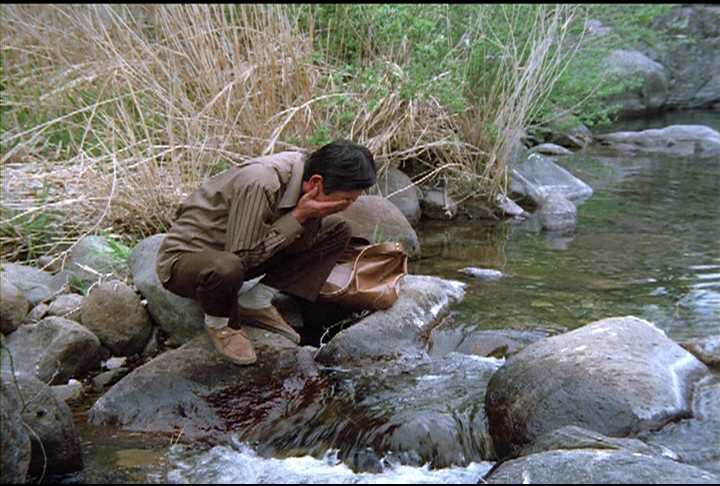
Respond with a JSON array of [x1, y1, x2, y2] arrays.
[[458, 267, 506, 281]]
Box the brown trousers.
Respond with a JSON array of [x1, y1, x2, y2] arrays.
[[162, 215, 352, 319]]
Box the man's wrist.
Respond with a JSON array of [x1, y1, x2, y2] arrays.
[[291, 207, 306, 224]]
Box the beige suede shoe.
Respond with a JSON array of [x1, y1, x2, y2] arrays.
[[205, 325, 257, 365], [237, 305, 301, 344]]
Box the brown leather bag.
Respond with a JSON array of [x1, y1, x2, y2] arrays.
[[318, 237, 408, 311]]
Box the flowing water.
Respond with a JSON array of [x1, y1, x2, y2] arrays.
[[66, 111, 719, 484]]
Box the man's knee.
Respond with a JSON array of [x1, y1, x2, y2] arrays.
[[196, 254, 246, 289]]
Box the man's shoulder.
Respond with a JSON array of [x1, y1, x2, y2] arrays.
[[220, 151, 304, 187], [247, 151, 306, 167], [243, 151, 305, 181]]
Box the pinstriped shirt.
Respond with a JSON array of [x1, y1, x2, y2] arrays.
[[155, 151, 317, 283]]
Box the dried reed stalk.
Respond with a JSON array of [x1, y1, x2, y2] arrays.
[[1, 4, 585, 265]]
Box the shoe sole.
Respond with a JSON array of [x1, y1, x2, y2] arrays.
[[242, 319, 301, 344], [219, 352, 257, 365]]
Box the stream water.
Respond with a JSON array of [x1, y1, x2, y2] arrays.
[[414, 114, 720, 344], [65, 110, 719, 484]]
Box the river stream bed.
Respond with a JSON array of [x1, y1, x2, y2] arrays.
[[63, 111, 719, 484]]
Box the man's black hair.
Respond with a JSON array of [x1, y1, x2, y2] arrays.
[[304, 139, 377, 194]]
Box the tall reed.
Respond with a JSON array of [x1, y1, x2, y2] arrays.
[[1, 4, 592, 264], [461, 5, 586, 200]]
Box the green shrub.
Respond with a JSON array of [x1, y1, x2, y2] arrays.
[[0, 4, 681, 264]]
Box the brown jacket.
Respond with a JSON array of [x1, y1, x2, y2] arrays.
[[155, 151, 319, 283]]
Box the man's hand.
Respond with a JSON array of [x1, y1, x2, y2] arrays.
[[291, 185, 352, 224]]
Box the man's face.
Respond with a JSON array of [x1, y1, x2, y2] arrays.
[[305, 175, 363, 206], [317, 185, 363, 205]]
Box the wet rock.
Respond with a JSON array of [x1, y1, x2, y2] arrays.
[[509, 153, 593, 205], [484, 447, 719, 484], [513, 425, 674, 458], [430, 327, 552, 360], [315, 275, 465, 368], [87, 327, 325, 444], [263, 353, 502, 472], [15, 374, 84, 478], [681, 335, 720, 368], [458, 267, 506, 281], [641, 375, 720, 475], [494, 194, 526, 217], [485, 316, 710, 459], [538, 191, 578, 232]]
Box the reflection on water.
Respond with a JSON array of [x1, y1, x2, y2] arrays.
[[411, 111, 720, 343]]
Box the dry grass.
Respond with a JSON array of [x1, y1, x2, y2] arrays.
[[468, 5, 585, 196], [1, 4, 585, 265]]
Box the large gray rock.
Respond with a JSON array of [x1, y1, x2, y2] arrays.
[[337, 195, 421, 257], [4, 316, 103, 385], [1, 366, 31, 484], [127, 234, 204, 345], [315, 275, 465, 368], [604, 49, 668, 116], [510, 153, 594, 205], [17, 374, 84, 477], [0, 262, 68, 306], [485, 316, 710, 459], [88, 327, 324, 444], [584, 6, 720, 113], [595, 124, 720, 158], [485, 447, 719, 484], [370, 166, 423, 227], [654, 5, 720, 110], [1, 276, 28, 334]]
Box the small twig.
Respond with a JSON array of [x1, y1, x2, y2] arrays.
[[23, 422, 48, 484], [170, 422, 187, 447]]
